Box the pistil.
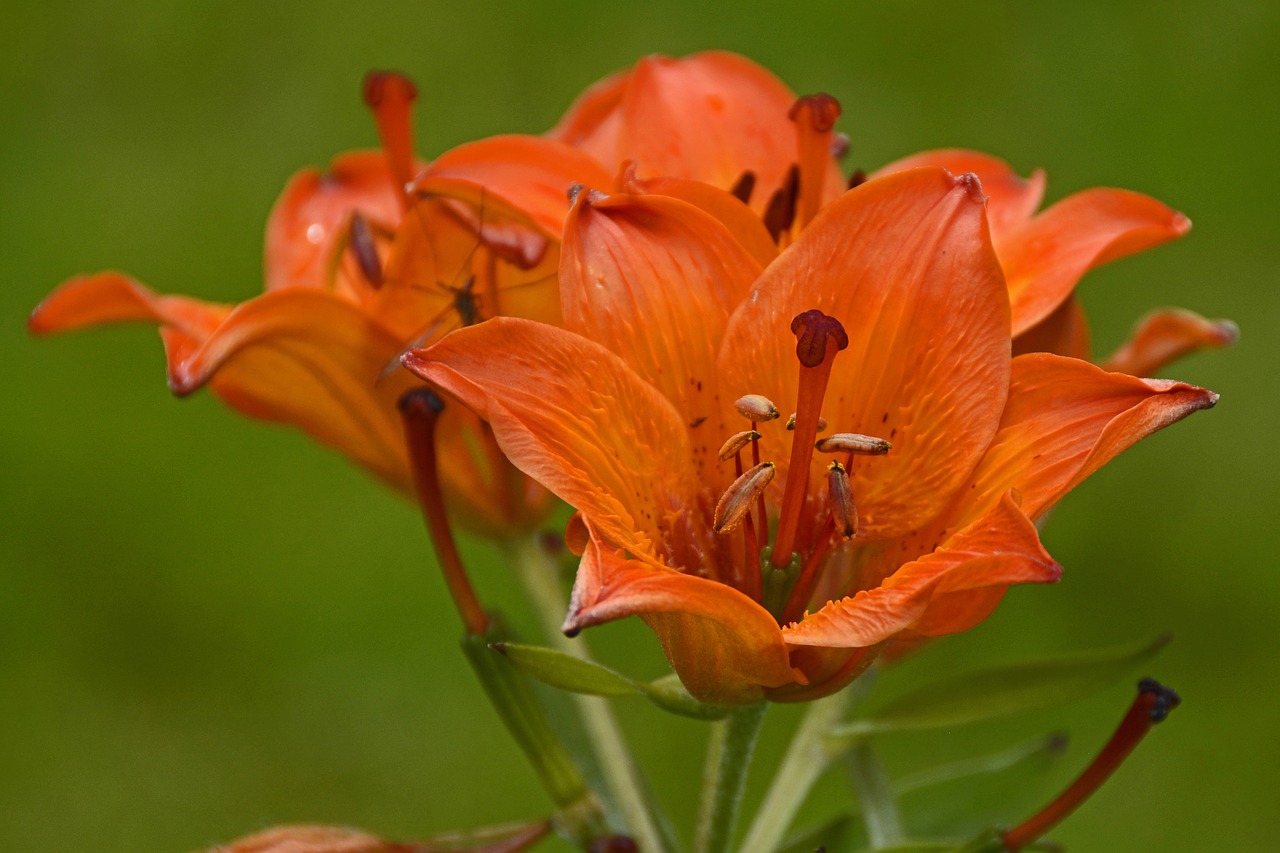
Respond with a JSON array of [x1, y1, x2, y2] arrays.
[[789, 94, 842, 229], [1002, 679, 1181, 851], [399, 388, 489, 635], [772, 310, 848, 567], [362, 70, 419, 211]]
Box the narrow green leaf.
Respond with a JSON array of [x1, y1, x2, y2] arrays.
[[641, 674, 734, 720], [895, 732, 1068, 796], [830, 635, 1168, 742], [490, 642, 641, 697]]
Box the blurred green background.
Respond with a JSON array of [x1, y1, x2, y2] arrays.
[[3, 1, 1276, 850]]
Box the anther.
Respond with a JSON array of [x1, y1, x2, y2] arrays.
[[348, 212, 383, 288], [362, 71, 419, 209], [830, 132, 850, 160], [734, 394, 780, 422], [847, 169, 867, 190], [827, 461, 858, 539], [763, 164, 800, 242], [714, 462, 775, 534], [718, 430, 762, 462], [816, 433, 891, 456], [786, 413, 827, 432], [729, 170, 757, 205], [791, 309, 849, 367]]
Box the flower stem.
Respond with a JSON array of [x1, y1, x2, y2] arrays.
[[739, 689, 857, 853], [506, 535, 673, 853], [844, 740, 904, 848], [694, 702, 768, 853]]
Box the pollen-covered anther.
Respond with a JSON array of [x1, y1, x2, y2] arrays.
[[816, 432, 892, 455], [827, 461, 858, 539], [786, 413, 827, 432], [713, 462, 775, 534], [718, 430, 762, 462], [348, 213, 383, 287], [791, 309, 849, 367], [734, 394, 780, 422]]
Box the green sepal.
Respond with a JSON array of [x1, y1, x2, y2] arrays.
[[492, 642, 642, 697], [828, 635, 1168, 744], [641, 674, 734, 720]]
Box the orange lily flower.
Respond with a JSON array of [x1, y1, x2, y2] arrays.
[[211, 821, 549, 853], [29, 72, 610, 533], [405, 167, 1217, 705], [873, 149, 1238, 372], [548, 51, 846, 230]]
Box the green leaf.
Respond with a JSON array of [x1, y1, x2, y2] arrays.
[[774, 813, 857, 853], [490, 642, 641, 697], [895, 732, 1068, 796], [854, 843, 964, 853], [640, 673, 734, 720], [829, 635, 1168, 743]]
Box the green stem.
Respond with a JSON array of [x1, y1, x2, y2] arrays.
[[460, 618, 608, 847], [507, 536, 673, 853], [694, 702, 768, 853], [739, 689, 857, 853], [845, 740, 904, 849]]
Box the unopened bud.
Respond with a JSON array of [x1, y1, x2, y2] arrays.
[[816, 433, 892, 455], [714, 462, 775, 533], [734, 394, 780, 422], [827, 461, 857, 539], [786, 413, 827, 432], [718, 430, 762, 461]]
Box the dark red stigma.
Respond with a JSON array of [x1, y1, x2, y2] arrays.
[[791, 309, 849, 367], [788, 93, 842, 132], [362, 70, 418, 108]]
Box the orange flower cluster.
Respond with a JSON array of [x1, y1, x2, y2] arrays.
[[33, 52, 1229, 706]]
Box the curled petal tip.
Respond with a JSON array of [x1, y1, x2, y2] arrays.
[[1170, 210, 1193, 235], [955, 170, 986, 203]]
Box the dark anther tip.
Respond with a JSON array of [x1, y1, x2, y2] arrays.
[[729, 170, 757, 205], [362, 70, 418, 107], [791, 309, 849, 367], [847, 168, 867, 190], [398, 387, 446, 416], [590, 836, 639, 853], [562, 626, 581, 639], [789, 93, 843, 132], [1138, 678, 1181, 723]]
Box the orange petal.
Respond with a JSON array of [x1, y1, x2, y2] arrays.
[[566, 534, 799, 705], [615, 52, 817, 209], [404, 318, 698, 558], [560, 191, 763, 484], [1000, 188, 1192, 335], [264, 151, 405, 292], [425, 134, 613, 237], [1013, 295, 1092, 361], [718, 168, 1011, 539], [546, 66, 630, 163], [620, 170, 779, 267], [782, 492, 1058, 648], [873, 149, 1046, 242], [963, 353, 1218, 523], [1101, 307, 1239, 377], [28, 271, 229, 337], [160, 288, 419, 493]]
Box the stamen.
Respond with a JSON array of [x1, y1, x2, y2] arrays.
[[816, 433, 891, 456], [780, 515, 836, 626], [772, 310, 848, 567], [734, 394, 780, 422], [1002, 679, 1181, 851], [847, 169, 867, 191], [399, 388, 489, 635], [348, 212, 383, 288], [714, 462, 775, 534], [362, 70, 419, 211], [763, 164, 800, 243], [785, 413, 827, 432], [789, 94, 842, 228], [718, 430, 762, 461], [830, 131, 850, 160], [729, 170, 757, 205], [826, 461, 858, 539]]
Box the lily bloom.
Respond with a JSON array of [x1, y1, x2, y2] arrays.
[[29, 72, 610, 533], [211, 821, 549, 853], [405, 167, 1217, 705]]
